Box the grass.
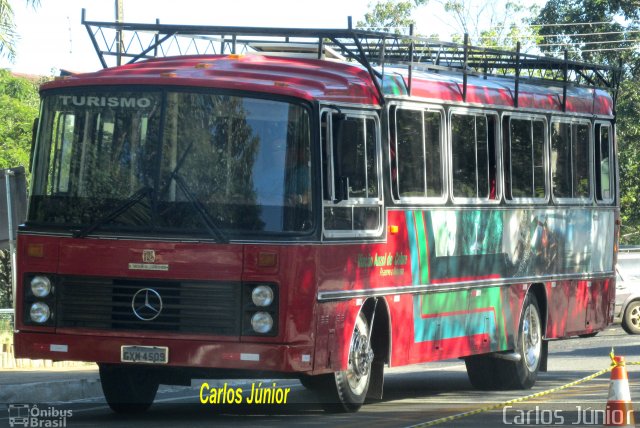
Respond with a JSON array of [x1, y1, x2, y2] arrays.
[[0, 316, 13, 345]]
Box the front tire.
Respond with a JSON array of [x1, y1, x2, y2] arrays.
[[622, 301, 640, 334], [310, 312, 374, 412], [334, 312, 373, 411], [99, 364, 159, 414]]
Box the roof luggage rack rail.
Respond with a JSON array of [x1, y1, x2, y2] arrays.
[[81, 9, 621, 109]]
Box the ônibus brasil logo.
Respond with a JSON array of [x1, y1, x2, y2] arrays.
[[8, 404, 72, 427]]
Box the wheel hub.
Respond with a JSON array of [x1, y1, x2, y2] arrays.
[[522, 305, 542, 371], [351, 332, 374, 379]]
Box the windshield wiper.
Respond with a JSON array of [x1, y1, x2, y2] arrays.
[[72, 186, 154, 238], [159, 141, 228, 243], [169, 171, 228, 244]]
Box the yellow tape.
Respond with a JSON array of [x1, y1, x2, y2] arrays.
[[406, 347, 640, 427]]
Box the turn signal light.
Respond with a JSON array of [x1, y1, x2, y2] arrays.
[[27, 244, 44, 258], [257, 252, 278, 268]]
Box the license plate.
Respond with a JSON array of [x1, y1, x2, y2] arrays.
[[121, 345, 168, 364]]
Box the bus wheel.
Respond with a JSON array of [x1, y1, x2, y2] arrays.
[[465, 294, 542, 390], [315, 312, 373, 412], [497, 293, 542, 389], [99, 364, 159, 413]]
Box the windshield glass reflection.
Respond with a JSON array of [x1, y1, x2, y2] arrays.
[[29, 90, 313, 237]]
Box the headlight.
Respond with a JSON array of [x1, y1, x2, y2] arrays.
[[31, 276, 52, 297], [30, 302, 51, 323], [251, 312, 273, 333], [251, 285, 274, 307]]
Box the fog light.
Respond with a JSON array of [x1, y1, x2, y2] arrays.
[[251, 285, 274, 307], [30, 302, 51, 323], [251, 312, 273, 333], [30, 276, 52, 297]]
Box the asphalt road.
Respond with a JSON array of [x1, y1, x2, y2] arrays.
[[2, 325, 639, 428]]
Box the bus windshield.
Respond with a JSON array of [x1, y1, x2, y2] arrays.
[[29, 90, 313, 238]]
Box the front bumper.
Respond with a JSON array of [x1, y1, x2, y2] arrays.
[[14, 331, 314, 373]]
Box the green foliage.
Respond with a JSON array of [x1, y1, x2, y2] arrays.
[[617, 79, 640, 244], [0, 250, 10, 308], [532, 0, 640, 69], [533, 1, 640, 244], [357, 0, 417, 33], [0, 69, 39, 308], [0, 69, 38, 170]]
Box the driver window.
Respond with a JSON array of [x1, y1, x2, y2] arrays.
[[321, 110, 382, 236]]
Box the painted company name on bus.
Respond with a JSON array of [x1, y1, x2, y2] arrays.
[[60, 95, 152, 108]]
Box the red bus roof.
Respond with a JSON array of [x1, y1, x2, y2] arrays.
[[42, 54, 614, 116]]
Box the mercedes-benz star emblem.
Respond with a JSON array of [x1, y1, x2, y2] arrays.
[[131, 288, 163, 321]]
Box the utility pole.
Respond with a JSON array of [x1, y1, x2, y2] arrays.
[[115, 0, 124, 66]]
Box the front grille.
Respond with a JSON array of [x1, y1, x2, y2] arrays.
[[57, 277, 242, 335]]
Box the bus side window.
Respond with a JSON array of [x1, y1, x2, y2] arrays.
[[450, 112, 498, 202], [551, 121, 591, 200], [504, 117, 547, 201], [391, 106, 444, 202], [595, 123, 613, 202]]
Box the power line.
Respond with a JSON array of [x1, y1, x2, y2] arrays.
[[537, 38, 640, 47], [489, 19, 630, 29], [478, 29, 640, 41], [581, 46, 640, 53]]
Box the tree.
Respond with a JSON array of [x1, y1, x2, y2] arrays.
[[357, 0, 417, 33], [0, 69, 39, 308], [532, 0, 640, 68], [430, 0, 540, 48], [0, 0, 40, 61], [0, 69, 39, 169], [533, 0, 640, 244]]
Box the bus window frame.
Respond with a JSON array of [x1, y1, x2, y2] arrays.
[[388, 101, 447, 205], [320, 106, 384, 239], [503, 113, 550, 205], [448, 108, 501, 205], [594, 120, 615, 205], [550, 117, 593, 205]]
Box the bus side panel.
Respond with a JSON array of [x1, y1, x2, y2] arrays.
[[545, 278, 614, 339], [545, 281, 571, 338]]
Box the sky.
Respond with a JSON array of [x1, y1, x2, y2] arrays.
[[0, 0, 543, 76]]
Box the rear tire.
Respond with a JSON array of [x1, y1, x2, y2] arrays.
[[465, 293, 542, 390], [99, 364, 159, 414], [498, 293, 542, 389], [622, 301, 640, 334], [465, 354, 499, 390]]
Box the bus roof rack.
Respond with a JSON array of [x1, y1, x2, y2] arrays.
[[81, 9, 621, 109]]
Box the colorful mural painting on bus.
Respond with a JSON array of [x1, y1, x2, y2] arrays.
[[404, 208, 614, 285], [412, 287, 509, 350], [405, 208, 615, 346]]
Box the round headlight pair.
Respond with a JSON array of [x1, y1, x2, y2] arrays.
[[31, 276, 52, 297], [251, 285, 274, 307]]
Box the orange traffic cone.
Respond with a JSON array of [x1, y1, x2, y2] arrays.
[[606, 356, 635, 426]]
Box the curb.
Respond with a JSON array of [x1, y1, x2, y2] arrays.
[[0, 378, 104, 404]]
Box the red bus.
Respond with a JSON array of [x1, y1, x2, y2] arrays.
[[14, 15, 620, 413]]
